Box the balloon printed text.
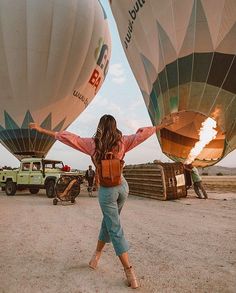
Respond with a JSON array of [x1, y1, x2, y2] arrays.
[[124, 0, 146, 49]]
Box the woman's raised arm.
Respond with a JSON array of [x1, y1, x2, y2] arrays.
[[29, 122, 94, 155], [29, 123, 56, 137], [123, 115, 178, 153]]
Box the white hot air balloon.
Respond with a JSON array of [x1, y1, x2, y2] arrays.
[[0, 0, 111, 159], [110, 0, 236, 167]]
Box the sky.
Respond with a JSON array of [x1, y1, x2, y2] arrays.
[[0, 0, 235, 169]]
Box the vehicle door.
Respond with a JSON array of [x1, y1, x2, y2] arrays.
[[29, 162, 43, 185], [17, 162, 31, 185]]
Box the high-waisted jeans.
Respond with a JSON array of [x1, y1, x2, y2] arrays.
[[98, 176, 129, 256]]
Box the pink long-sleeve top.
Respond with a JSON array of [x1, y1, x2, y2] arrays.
[[55, 126, 157, 159]]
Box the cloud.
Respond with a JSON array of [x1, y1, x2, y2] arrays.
[[109, 63, 126, 84], [112, 76, 126, 84], [129, 99, 145, 111], [68, 92, 152, 138]]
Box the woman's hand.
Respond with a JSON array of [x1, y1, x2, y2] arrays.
[[29, 122, 42, 133], [29, 122, 56, 138]]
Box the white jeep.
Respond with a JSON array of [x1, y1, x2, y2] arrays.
[[0, 158, 81, 198]]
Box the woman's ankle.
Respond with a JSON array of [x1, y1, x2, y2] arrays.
[[89, 250, 102, 269]]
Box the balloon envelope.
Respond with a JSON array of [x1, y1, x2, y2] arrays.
[[0, 0, 111, 159], [110, 0, 236, 167]]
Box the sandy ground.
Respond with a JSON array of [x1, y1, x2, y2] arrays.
[[0, 186, 236, 293]]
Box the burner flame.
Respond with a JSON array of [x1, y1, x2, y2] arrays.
[[185, 117, 218, 164]]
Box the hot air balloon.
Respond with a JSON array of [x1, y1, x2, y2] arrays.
[[0, 0, 111, 160], [110, 0, 236, 167]]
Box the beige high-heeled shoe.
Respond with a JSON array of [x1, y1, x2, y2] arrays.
[[89, 251, 101, 269], [124, 266, 139, 289]]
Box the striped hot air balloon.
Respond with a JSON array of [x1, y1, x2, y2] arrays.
[[0, 0, 111, 159], [110, 0, 236, 167]]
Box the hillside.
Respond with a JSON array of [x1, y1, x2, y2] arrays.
[[199, 165, 236, 175]]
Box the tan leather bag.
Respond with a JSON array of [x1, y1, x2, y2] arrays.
[[96, 152, 124, 187]]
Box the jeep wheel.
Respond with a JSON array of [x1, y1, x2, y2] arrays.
[[53, 198, 58, 205], [46, 181, 55, 198], [29, 188, 40, 194], [5, 181, 17, 196]]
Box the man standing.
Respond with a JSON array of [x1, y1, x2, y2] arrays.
[[184, 164, 208, 199], [85, 165, 95, 195]]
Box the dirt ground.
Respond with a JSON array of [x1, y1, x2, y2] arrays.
[[0, 186, 236, 293]]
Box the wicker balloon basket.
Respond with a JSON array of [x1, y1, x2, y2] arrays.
[[123, 162, 189, 200]]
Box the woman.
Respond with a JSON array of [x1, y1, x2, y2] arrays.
[[29, 114, 174, 289]]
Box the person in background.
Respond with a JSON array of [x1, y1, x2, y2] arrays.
[[85, 165, 95, 194], [184, 164, 208, 199], [32, 164, 37, 171], [29, 114, 176, 289], [23, 163, 30, 171]]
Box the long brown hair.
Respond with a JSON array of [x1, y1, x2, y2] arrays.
[[93, 115, 122, 163]]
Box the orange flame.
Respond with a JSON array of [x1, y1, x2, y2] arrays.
[[185, 117, 218, 164]]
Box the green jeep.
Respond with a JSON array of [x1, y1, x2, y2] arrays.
[[0, 158, 78, 197]]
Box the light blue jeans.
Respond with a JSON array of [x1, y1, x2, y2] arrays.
[[98, 176, 129, 256]]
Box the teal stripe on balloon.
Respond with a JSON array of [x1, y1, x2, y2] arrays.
[[4, 111, 20, 129], [53, 118, 66, 132], [170, 96, 179, 112], [21, 110, 34, 128], [40, 113, 52, 129], [0, 111, 65, 131], [98, 0, 107, 19]]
